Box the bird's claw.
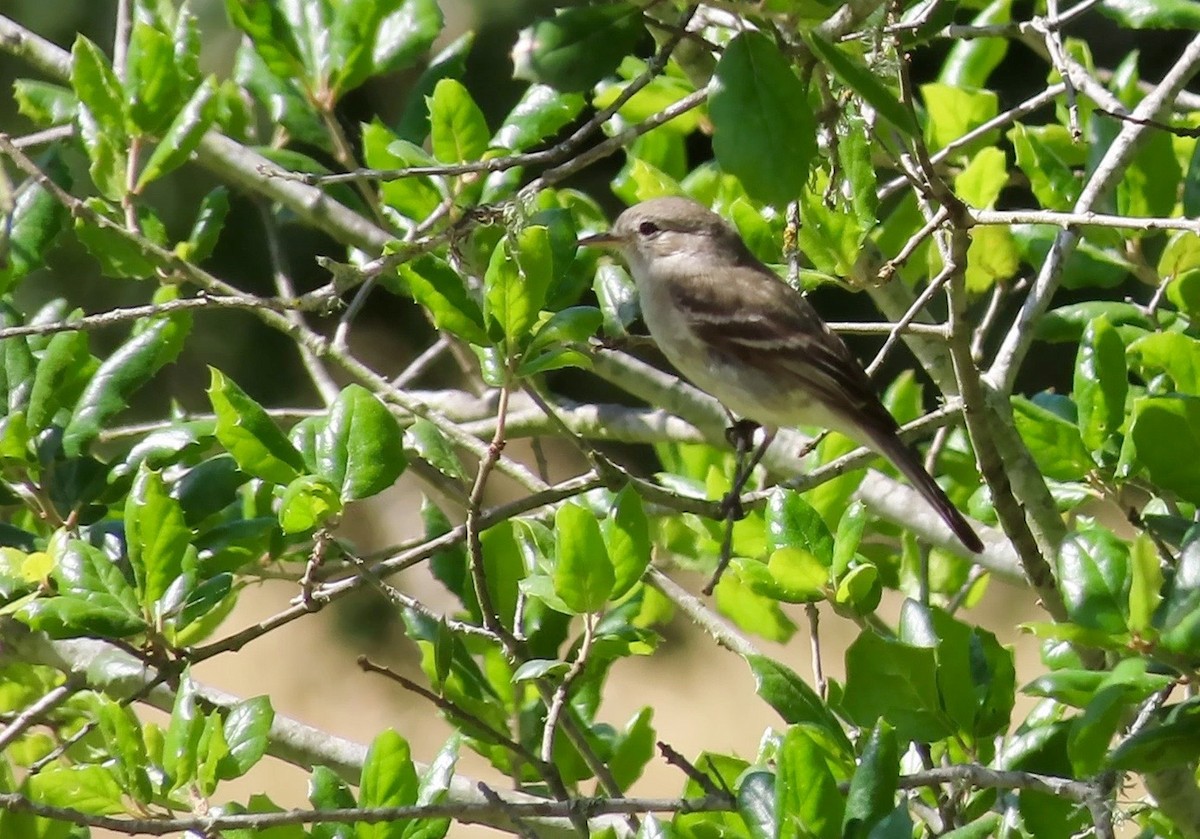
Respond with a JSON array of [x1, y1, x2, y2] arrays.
[[718, 490, 746, 521], [724, 419, 760, 453]]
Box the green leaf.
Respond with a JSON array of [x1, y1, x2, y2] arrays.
[[921, 83, 997, 154], [405, 418, 467, 481], [219, 696, 274, 780], [1128, 535, 1163, 635], [357, 730, 418, 839], [0, 150, 71, 292], [603, 485, 651, 599], [766, 548, 828, 603], [765, 489, 834, 563], [73, 201, 159, 277], [1155, 535, 1200, 656], [716, 573, 797, 643], [16, 595, 147, 639], [317, 385, 406, 501], [494, 84, 586, 152], [1011, 396, 1094, 481], [1036, 301, 1152, 343], [805, 34, 914, 135], [179, 186, 231, 263], [834, 564, 881, 614], [1056, 527, 1129, 635], [13, 79, 78, 126], [1009, 124, 1080, 210], [938, 0, 1012, 87], [1074, 316, 1127, 452], [710, 31, 815, 207], [1123, 396, 1200, 504], [842, 631, 951, 742], [843, 721, 899, 839], [776, 725, 843, 839], [428, 79, 490, 164], [1108, 702, 1200, 771], [126, 21, 181, 133], [98, 701, 153, 803], [1013, 224, 1134, 290], [309, 765, 358, 839], [477, 521, 523, 627], [163, 675, 202, 791], [278, 475, 343, 534], [396, 256, 489, 345], [609, 708, 655, 790], [27, 766, 125, 815], [484, 239, 532, 348], [745, 655, 851, 755], [1118, 130, 1181, 221], [27, 327, 93, 431], [126, 467, 191, 610], [327, 0, 393, 96], [373, 0, 444, 76], [737, 770, 776, 839], [513, 4, 646, 92], [208, 368, 305, 485], [224, 0, 308, 82], [1129, 331, 1200, 394], [554, 503, 614, 613], [955, 147, 1008, 208], [136, 76, 218, 190], [70, 36, 125, 134], [1099, 0, 1200, 29], [62, 313, 189, 456]]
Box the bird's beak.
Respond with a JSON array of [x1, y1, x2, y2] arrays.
[[576, 231, 619, 248]]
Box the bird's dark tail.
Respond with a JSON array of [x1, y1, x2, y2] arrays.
[[866, 428, 984, 554]]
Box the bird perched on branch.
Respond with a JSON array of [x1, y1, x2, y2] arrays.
[[579, 196, 983, 557]]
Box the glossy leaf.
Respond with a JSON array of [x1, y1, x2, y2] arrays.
[[1056, 528, 1129, 635], [428, 78, 489, 164], [1011, 396, 1094, 481], [745, 655, 851, 755], [776, 725, 843, 839], [494, 84, 585, 151], [843, 721, 899, 839], [396, 256, 488, 346], [513, 4, 645, 92], [1128, 331, 1200, 395], [126, 21, 181, 133], [317, 385, 406, 501], [0, 150, 71, 291], [357, 729, 418, 839], [218, 696, 274, 780], [1074, 316, 1127, 452], [1124, 396, 1200, 504], [554, 502, 613, 613], [136, 76, 218, 190], [842, 631, 951, 742], [126, 468, 190, 610], [603, 485, 651, 599], [710, 31, 815, 207], [62, 313, 189, 456], [208, 368, 305, 485]]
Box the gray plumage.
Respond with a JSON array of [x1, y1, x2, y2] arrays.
[[580, 196, 983, 554]]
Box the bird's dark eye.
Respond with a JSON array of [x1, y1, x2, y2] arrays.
[[637, 221, 660, 237]]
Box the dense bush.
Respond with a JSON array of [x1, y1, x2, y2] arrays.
[[2, 0, 1200, 837]]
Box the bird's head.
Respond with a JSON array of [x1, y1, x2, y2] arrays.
[[577, 197, 747, 277]]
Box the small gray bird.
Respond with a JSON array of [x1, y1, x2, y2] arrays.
[[579, 196, 983, 554]]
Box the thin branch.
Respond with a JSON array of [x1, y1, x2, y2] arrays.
[[0, 678, 79, 752]]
